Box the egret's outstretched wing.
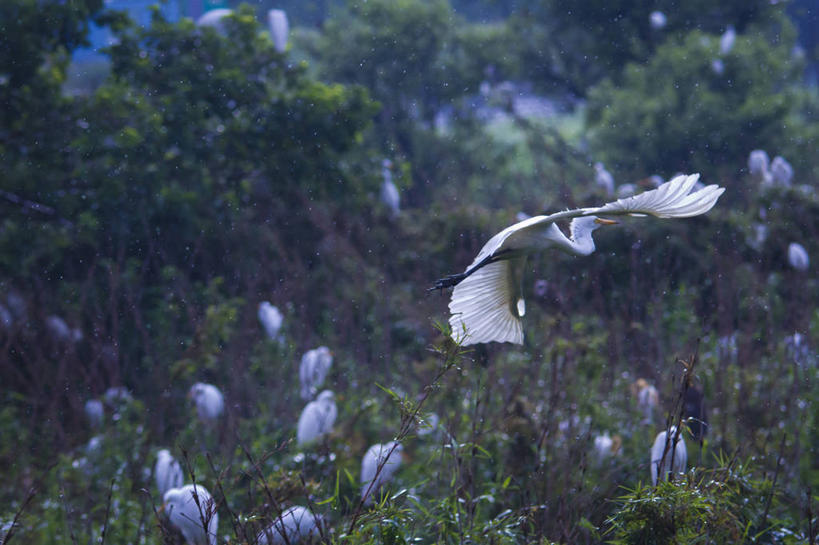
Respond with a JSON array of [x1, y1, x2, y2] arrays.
[[590, 174, 724, 218], [450, 258, 526, 345]]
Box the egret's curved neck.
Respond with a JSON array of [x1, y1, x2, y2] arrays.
[[547, 221, 597, 256]]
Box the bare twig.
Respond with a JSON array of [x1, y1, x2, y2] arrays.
[[1, 486, 37, 545]]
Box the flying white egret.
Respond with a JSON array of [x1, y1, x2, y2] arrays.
[[84, 399, 104, 428], [633, 379, 659, 424], [771, 156, 794, 187], [258, 302, 284, 341], [361, 442, 403, 505], [155, 449, 185, 498], [299, 346, 333, 401], [594, 162, 615, 196], [267, 9, 289, 53], [748, 149, 770, 178], [380, 159, 400, 217], [432, 174, 725, 345], [296, 390, 337, 445], [649, 11, 667, 30], [720, 25, 736, 55], [189, 383, 224, 423], [788, 242, 809, 271], [650, 427, 687, 485], [257, 506, 321, 545], [163, 484, 219, 545]]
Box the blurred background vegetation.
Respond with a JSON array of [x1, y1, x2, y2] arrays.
[[1, 0, 819, 543]]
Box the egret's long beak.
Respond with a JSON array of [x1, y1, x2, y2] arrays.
[[595, 218, 618, 225]]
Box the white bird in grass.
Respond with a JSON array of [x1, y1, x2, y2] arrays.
[[163, 484, 218, 545], [257, 506, 321, 545], [189, 383, 224, 423], [650, 426, 687, 485], [788, 242, 809, 271], [296, 390, 337, 445], [431, 174, 725, 345], [361, 442, 403, 505], [258, 302, 284, 341], [299, 346, 333, 401], [155, 449, 185, 498]]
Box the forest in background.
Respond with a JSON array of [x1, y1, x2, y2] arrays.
[[2, 0, 819, 542]]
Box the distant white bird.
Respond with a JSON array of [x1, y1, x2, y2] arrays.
[[267, 9, 289, 53], [616, 183, 637, 198], [594, 162, 615, 196], [711, 58, 725, 75], [717, 333, 739, 363], [432, 174, 725, 345], [380, 159, 400, 217], [84, 399, 104, 428], [163, 484, 218, 545], [189, 383, 224, 422], [748, 149, 770, 177], [156, 449, 185, 498], [258, 302, 284, 341], [46, 315, 81, 342], [788, 242, 809, 271], [257, 506, 321, 545], [296, 390, 337, 445], [647, 175, 664, 188], [784, 332, 810, 365], [650, 427, 687, 485], [649, 11, 667, 30], [771, 156, 794, 186], [196, 8, 233, 31], [633, 379, 659, 424], [361, 442, 403, 505], [299, 347, 333, 401], [516, 211, 531, 223], [720, 25, 736, 55], [103, 386, 133, 406], [593, 434, 622, 462]]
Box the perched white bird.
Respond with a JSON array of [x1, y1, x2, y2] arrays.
[[650, 427, 687, 485], [720, 25, 736, 55], [267, 9, 289, 53], [771, 156, 794, 186], [46, 315, 81, 342], [258, 302, 284, 341], [647, 175, 664, 188], [432, 174, 725, 345], [633, 379, 659, 424], [155, 449, 185, 498], [594, 162, 615, 196], [189, 383, 224, 423], [616, 183, 637, 198], [296, 390, 337, 445], [257, 506, 321, 545], [361, 442, 403, 505], [196, 8, 233, 31], [84, 399, 104, 428], [593, 434, 622, 462], [380, 159, 400, 217], [748, 149, 770, 178], [163, 484, 218, 545], [788, 242, 809, 271], [299, 347, 333, 401], [649, 11, 667, 30], [711, 58, 725, 75], [103, 386, 133, 406]]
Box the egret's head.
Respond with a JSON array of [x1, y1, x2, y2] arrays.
[[570, 216, 617, 240], [157, 449, 172, 463], [317, 390, 335, 403]]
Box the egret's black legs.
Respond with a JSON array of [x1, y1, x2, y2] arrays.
[[428, 251, 510, 293]]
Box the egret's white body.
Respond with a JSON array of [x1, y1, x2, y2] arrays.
[[299, 347, 333, 400], [771, 156, 794, 186], [788, 242, 809, 271], [163, 484, 218, 545], [267, 9, 289, 53], [437, 174, 724, 345], [748, 149, 770, 178], [196, 8, 232, 30], [634, 379, 659, 424], [593, 434, 622, 462], [258, 302, 284, 341], [361, 442, 403, 505], [380, 159, 400, 217], [155, 449, 185, 498], [189, 383, 224, 422], [720, 25, 736, 55], [594, 162, 615, 196], [257, 506, 321, 545], [650, 427, 687, 485], [296, 390, 337, 445], [84, 399, 104, 428], [649, 11, 667, 30]]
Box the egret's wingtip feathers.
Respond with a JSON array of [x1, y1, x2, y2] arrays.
[[595, 173, 724, 218]]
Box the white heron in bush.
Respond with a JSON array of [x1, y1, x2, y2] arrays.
[[257, 506, 321, 544], [649, 11, 667, 30], [720, 25, 736, 55], [267, 9, 289, 53], [748, 149, 770, 178], [650, 427, 687, 485], [380, 159, 400, 217], [155, 449, 185, 497], [594, 162, 615, 196], [431, 174, 725, 345], [84, 399, 104, 428], [299, 346, 333, 400], [296, 390, 337, 445], [771, 156, 794, 186], [258, 302, 284, 341], [189, 383, 224, 423], [788, 242, 809, 271], [163, 484, 218, 545], [633, 379, 660, 424], [361, 442, 403, 505], [593, 434, 622, 462]]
